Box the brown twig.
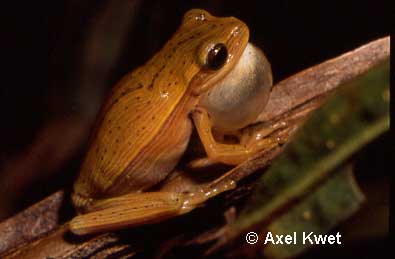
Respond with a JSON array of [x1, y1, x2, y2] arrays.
[[0, 37, 389, 259]]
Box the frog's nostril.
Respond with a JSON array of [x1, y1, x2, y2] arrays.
[[231, 26, 242, 36], [230, 23, 249, 39]]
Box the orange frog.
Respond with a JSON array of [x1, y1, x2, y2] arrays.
[[70, 9, 274, 235]]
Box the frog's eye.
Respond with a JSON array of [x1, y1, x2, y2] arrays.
[[206, 43, 228, 70]]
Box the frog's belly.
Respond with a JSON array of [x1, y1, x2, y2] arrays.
[[105, 115, 192, 196]]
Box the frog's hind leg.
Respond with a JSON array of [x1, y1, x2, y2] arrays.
[[69, 192, 186, 235], [69, 183, 235, 235]]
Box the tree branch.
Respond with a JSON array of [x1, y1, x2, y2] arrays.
[[0, 36, 389, 259]]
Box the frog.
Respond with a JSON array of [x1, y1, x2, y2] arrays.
[[69, 9, 275, 235]]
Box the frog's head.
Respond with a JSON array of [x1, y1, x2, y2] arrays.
[[173, 9, 250, 95], [177, 10, 273, 132]]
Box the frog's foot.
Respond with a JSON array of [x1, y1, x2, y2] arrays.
[[69, 180, 236, 235], [181, 179, 236, 211], [240, 120, 288, 147]]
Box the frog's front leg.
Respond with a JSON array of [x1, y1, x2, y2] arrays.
[[69, 183, 235, 235], [192, 108, 280, 165]]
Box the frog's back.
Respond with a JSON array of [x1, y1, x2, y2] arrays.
[[73, 61, 191, 204]]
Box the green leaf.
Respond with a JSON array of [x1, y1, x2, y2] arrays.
[[230, 59, 389, 256], [264, 165, 364, 259]]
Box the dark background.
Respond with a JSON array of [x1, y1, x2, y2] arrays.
[[0, 0, 390, 258]]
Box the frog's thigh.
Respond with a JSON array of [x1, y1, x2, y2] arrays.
[[192, 108, 278, 165], [69, 192, 187, 235]]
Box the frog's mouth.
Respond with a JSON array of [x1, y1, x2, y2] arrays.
[[201, 43, 273, 132]]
